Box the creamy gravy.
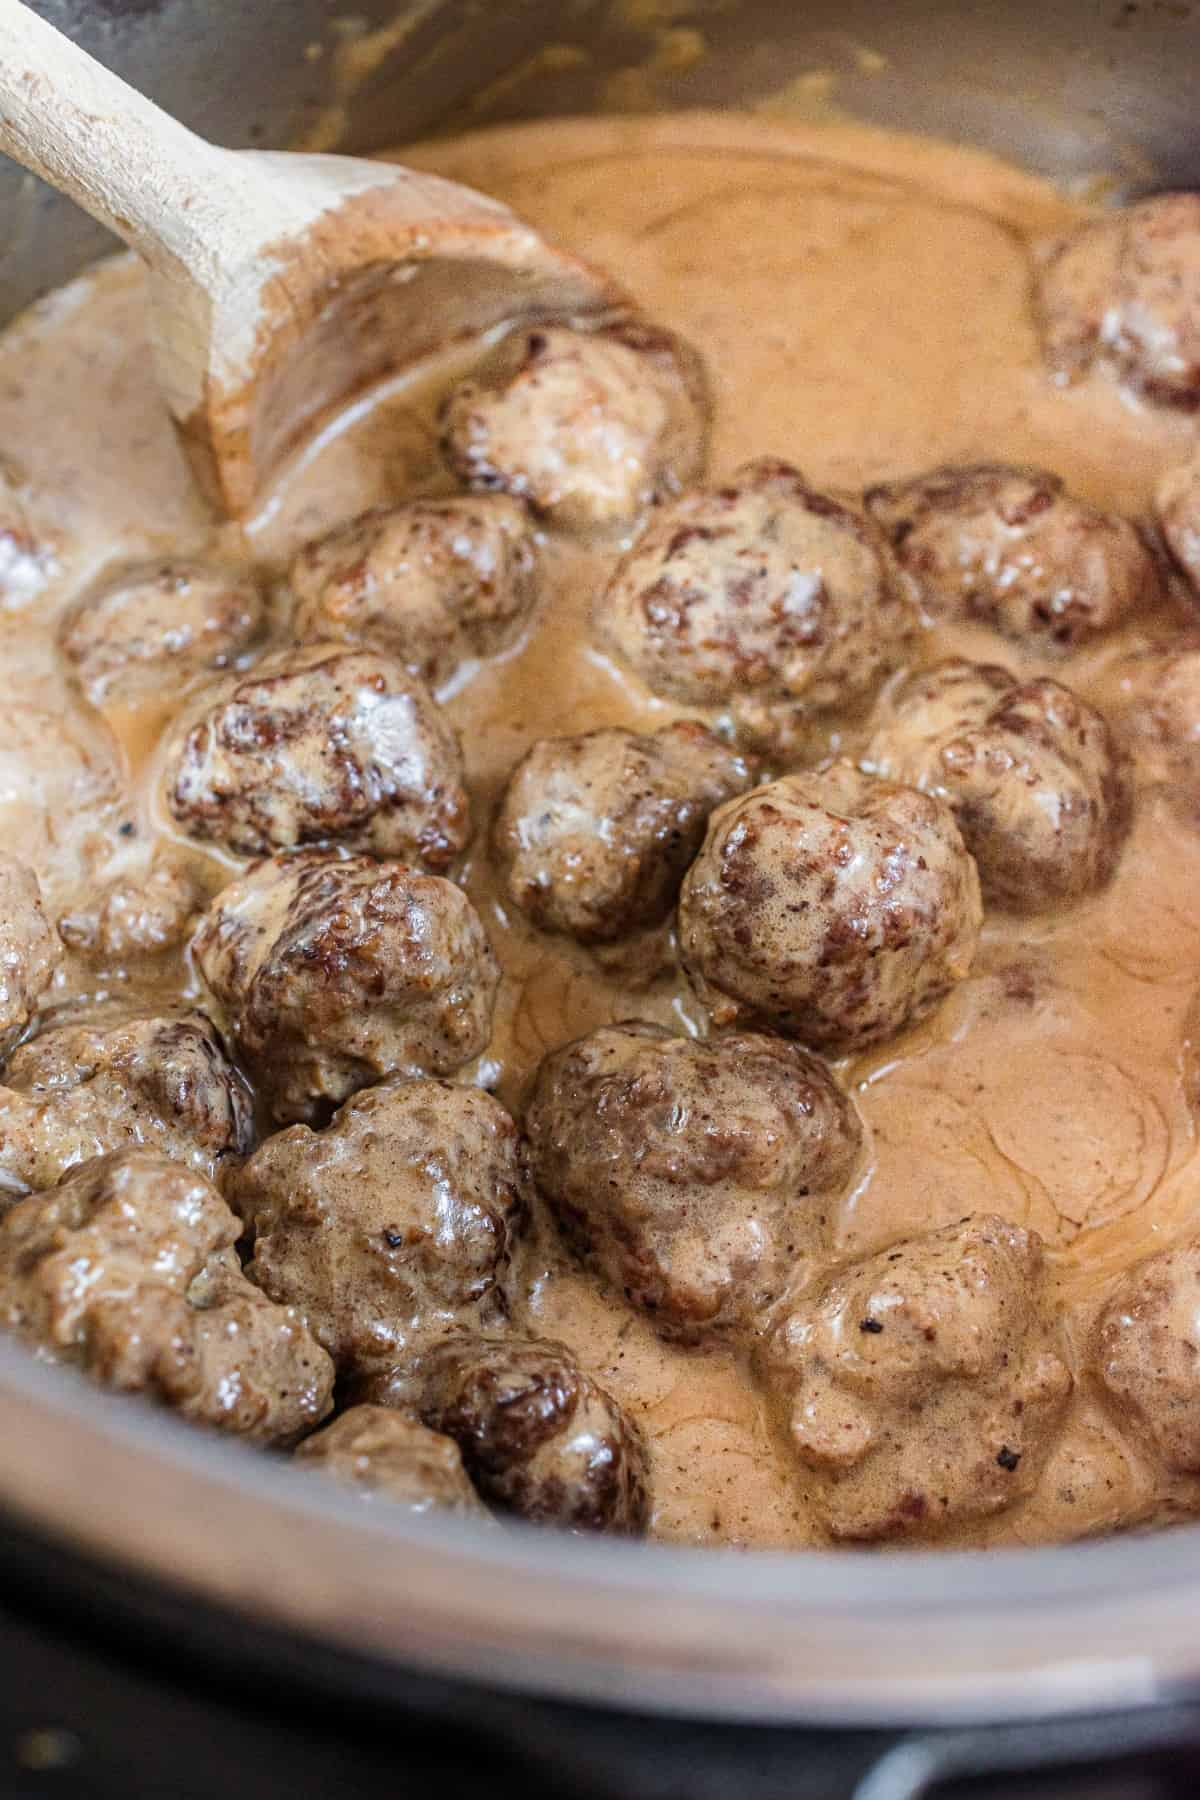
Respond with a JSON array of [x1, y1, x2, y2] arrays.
[[5, 111, 1200, 1548]]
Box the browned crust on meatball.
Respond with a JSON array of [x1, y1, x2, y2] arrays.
[[192, 849, 499, 1125], [1094, 1239, 1200, 1474], [864, 462, 1158, 648], [0, 854, 60, 1058], [0, 1151, 333, 1443], [596, 457, 913, 749], [677, 762, 982, 1053], [290, 495, 538, 688], [234, 1078, 526, 1375], [866, 659, 1130, 911], [365, 1333, 649, 1535], [440, 320, 709, 532], [0, 1009, 252, 1193], [164, 642, 471, 868], [493, 721, 754, 946], [524, 1022, 863, 1341]]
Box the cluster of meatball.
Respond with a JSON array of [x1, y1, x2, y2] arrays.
[[12, 202, 1200, 1546]]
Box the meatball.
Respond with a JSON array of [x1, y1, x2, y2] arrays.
[[234, 1079, 525, 1375], [163, 642, 470, 867], [865, 660, 1129, 912], [1097, 638, 1200, 789], [596, 458, 913, 752], [59, 558, 262, 705], [493, 722, 754, 947], [759, 1215, 1072, 1541], [290, 496, 538, 688], [0, 1151, 333, 1443], [0, 855, 60, 1058], [678, 763, 982, 1054], [192, 850, 498, 1125], [864, 463, 1157, 648], [525, 1023, 863, 1340], [1156, 449, 1200, 595], [57, 856, 202, 963], [0, 1010, 252, 1194], [440, 320, 708, 531], [295, 1405, 488, 1517], [1095, 1240, 1200, 1473], [1036, 193, 1200, 405], [373, 1333, 650, 1535]]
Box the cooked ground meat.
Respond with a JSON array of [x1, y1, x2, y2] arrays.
[[58, 558, 262, 705], [290, 495, 538, 688], [366, 1333, 649, 1535], [295, 1404, 489, 1516], [493, 722, 754, 946], [235, 1079, 525, 1376], [678, 762, 982, 1053], [1156, 448, 1200, 595], [758, 1215, 1072, 1540], [57, 856, 203, 963], [596, 457, 913, 752], [0, 1010, 251, 1194], [524, 1023, 863, 1341], [440, 320, 708, 531], [192, 850, 499, 1125], [0, 1150, 333, 1442], [163, 642, 471, 867], [1036, 193, 1200, 406], [865, 659, 1129, 911], [0, 854, 60, 1058], [1094, 1240, 1200, 1473], [864, 462, 1157, 648]]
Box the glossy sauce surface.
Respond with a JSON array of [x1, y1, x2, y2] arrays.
[[4, 112, 1200, 1548]]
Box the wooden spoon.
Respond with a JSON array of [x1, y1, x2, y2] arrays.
[[0, 0, 625, 517]]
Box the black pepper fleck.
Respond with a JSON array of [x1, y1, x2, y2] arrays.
[[996, 1446, 1021, 1472], [859, 1317, 884, 1334]]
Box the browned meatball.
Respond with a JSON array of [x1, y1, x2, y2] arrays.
[[596, 458, 913, 752], [493, 722, 754, 947], [235, 1079, 525, 1375], [1094, 1240, 1200, 1473], [678, 763, 982, 1054], [57, 856, 202, 963], [0, 1010, 252, 1194], [381, 1333, 650, 1535], [866, 660, 1129, 912], [0, 855, 61, 1058], [59, 558, 262, 705], [1036, 194, 1200, 405], [1096, 637, 1200, 789], [525, 1023, 863, 1341], [1156, 449, 1200, 594], [290, 496, 538, 688], [440, 320, 708, 531], [295, 1405, 489, 1517], [163, 642, 470, 867], [864, 463, 1157, 648], [758, 1215, 1072, 1540], [0, 1151, 333, 1442], [193, 850, 498, 1125]]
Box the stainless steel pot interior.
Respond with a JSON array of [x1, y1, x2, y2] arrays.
[[2, 0, 1200, 1728]]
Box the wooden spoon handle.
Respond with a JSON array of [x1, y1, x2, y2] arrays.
[[0, 0, 245, 273]]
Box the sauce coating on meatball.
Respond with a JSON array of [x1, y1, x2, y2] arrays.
[[192, 849, 499, 1125], [678, 763, 982, 1054], [440, 320, 709, 531], [865, 462, 1157, 649], [596, 457, 913, 752], [865, 659, 1129, 911], [525, 1022, 864, 1341]]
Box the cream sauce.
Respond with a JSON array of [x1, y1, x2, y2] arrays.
[[4, 111, 1200, 1548]]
